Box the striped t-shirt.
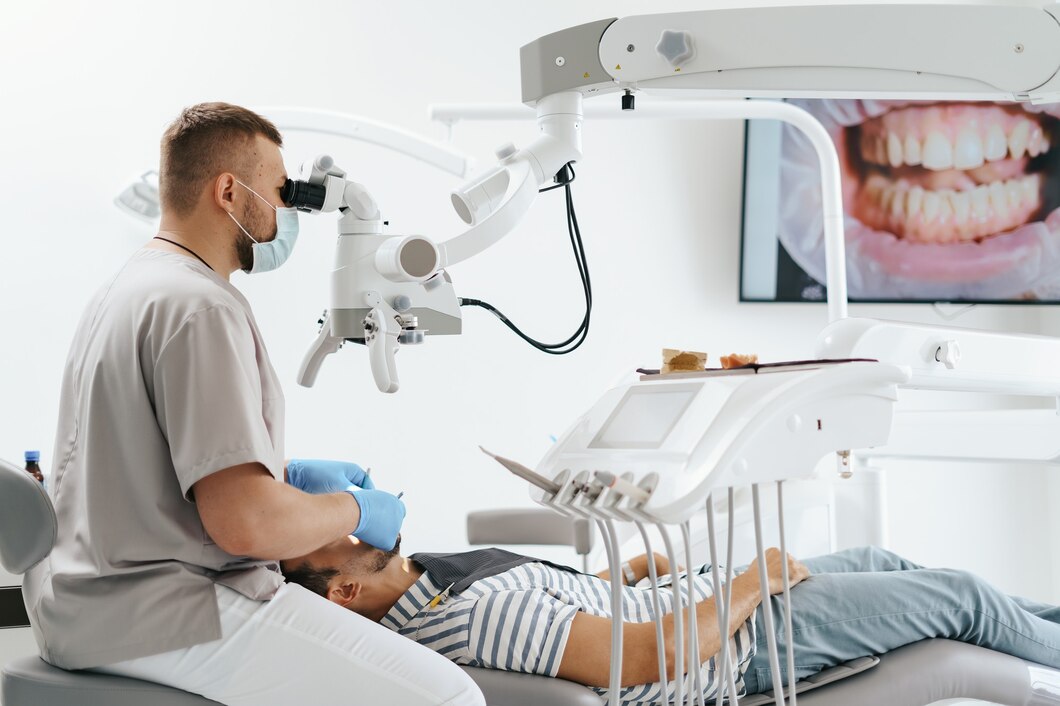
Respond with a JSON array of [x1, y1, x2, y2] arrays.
[[380, 561, 757, 705]]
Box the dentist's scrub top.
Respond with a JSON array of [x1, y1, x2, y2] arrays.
[[23, 249, 286, 670]]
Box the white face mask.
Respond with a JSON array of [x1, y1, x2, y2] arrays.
[[229, 180, 300, 274]]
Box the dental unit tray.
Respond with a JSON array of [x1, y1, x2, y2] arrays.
[[636, 357, 879, 379], [523, 360, 910, 525]]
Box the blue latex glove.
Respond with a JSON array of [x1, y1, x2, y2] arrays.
[[286, 459, 375, 494], [346, 489, 406, 551]]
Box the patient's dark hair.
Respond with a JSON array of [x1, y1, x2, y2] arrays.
[[282, 562, 339, 598]]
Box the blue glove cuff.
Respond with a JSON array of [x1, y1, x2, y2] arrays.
[[345, 489, 370, 536], [287, 459, 370, 494]]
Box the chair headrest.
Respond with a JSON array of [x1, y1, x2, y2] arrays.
[[0, 458, 57, 574]]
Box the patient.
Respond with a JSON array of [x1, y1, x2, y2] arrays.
[[281, 537, 1060, 704]]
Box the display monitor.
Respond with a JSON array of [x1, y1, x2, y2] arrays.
[[588, 384, 700, 450], [740, 98, 1060, 303]]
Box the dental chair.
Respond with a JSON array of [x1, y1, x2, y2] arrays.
[[3, 460, 1059, 706]]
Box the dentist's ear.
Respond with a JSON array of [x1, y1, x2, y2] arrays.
[[214, 172, 239, 213], [327, 580, 362, 608]]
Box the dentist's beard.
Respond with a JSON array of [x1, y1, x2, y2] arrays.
[[234, 200, 279, 272]]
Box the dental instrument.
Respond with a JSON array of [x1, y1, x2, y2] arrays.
[[594, 471, 652, 504], [479, 447, 562, 494]]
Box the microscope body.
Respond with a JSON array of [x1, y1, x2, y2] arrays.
[[327, 215, 462, 343], [293, 91, 584, 393], [293, 156, 462, 392]]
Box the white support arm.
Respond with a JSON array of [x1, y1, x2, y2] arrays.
[[437, 92, 583, 269], [257, 106, 475, 178], [517, 3, 1060, 106], [436, 160, 538, 269], [432, 98, 850, 321]]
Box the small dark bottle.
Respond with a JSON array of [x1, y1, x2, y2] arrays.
[[24, 450, 44, 484]]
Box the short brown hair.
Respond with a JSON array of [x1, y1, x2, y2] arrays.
[[159, 102, 283, 216], [281, 561, 338, 598]]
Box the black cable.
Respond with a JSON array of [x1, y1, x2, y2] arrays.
[[459, 163, 591, 355], [460, 184, 589, 354], [538, 162, 576, 193], [537, 182, 566, 193]]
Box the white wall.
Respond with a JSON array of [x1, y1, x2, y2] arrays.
[[1, 2, 1056, 662]]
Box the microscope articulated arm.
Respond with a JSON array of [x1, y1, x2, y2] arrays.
[[438, 91, 584, 268]]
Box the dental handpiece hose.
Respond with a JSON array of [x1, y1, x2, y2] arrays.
[[657, 524, 685, 706], [634, 522, 669, 699], [683, 522, 705, 706], [594, 519, 623, 706]]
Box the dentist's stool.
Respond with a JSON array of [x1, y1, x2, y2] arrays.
[[0, 458, 222, 705]]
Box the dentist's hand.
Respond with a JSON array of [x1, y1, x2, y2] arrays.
[[346, 488, 406, 551], [286, 459, 375, 494]]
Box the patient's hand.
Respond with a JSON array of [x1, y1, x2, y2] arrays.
[[595, 552, 678, 585], [745, 548, 811, 595]]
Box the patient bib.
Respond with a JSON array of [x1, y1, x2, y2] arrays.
[[409, 548, 582, 594]]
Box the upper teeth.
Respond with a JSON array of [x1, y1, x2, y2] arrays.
[[861, 120, 1050, 171]]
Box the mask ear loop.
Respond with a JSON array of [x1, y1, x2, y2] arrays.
[[230, 180, 278, 244], [228, 211, 260, 244], [236, 179, 279, 211]]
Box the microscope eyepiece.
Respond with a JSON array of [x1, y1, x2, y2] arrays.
[[281, 178, 327, 212]]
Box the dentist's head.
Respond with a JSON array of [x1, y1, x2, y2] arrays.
[[155, 102, 296, 278]]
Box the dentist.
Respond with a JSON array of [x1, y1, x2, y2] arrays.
[[23, 102, 482, 706]]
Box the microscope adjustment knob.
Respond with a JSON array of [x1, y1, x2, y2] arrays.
[[655, 29, 695, 68], [935, 340, 962, 369], [495, 142, 518, 161], [398, 329, 425, 345], [393, 295, 412, 313]]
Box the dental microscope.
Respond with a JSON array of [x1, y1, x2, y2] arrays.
[[285, 92, 585, 393]]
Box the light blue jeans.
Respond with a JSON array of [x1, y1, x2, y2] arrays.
[[741, 546, 1060, 695]]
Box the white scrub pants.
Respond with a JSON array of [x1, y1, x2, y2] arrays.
[[92, 582, 485, 706]]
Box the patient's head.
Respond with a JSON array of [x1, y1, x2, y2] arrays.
[[281, 535, 417, 622]]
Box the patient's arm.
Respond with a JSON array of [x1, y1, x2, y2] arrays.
[[560, 549, 808, 688], [557, 571, 761, 687], [595, 553, 673, 585]]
